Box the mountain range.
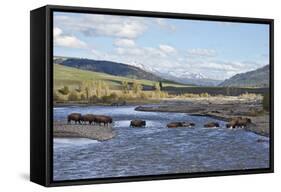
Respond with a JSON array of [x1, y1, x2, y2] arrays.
[[54, 56, 269, 87], [54, 56, 221, 86]]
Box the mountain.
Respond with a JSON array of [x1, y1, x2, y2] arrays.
[[54, 57, 163, 82], [54, 56, 221, 86], [54, 64, 190, 91], [219, 65, 269, 87], [157, 71, 222, 86]]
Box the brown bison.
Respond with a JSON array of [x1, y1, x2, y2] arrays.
[[226, 117, 251, 129], [167, 121, 195, 128], [130, 120, 146, 127], [181, 122, 195, 127], [94, 115, 113, 126], [67, 113, 82, 124], [167, 122, 182, 128], [204, 122, 220, 128], [81, 114, 96, 125]]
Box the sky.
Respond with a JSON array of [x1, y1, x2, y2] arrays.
[[53, 12, 269, 80]]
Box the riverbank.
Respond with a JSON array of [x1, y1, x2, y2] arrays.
[[135, 96, 270, 136], [53, 121, 116, 141], [53, 99, 161, 108]]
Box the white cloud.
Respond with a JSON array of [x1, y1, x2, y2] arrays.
[[53, 27, 62, 37], [114, 39, 136, 47], [53, 27, 87, 49], [187, 48, 217, 57], [155, 18, 176, 31], [55, 14, 147, 39], [91, 49, 105, 60], [159, 44, 176, 54], [116, 47, 144, 56], [89, 43, 264, 80], [54, 14, 177, 40], [54, 14, 264, 81]]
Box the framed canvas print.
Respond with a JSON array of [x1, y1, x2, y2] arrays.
[[30, 5, 274, 187]]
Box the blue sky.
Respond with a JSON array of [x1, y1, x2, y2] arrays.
[[53, 12, 269, 80]]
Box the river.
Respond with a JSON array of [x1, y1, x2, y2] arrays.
[[53, 105, 269, 181]]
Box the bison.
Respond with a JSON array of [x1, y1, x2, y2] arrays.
[[204, 122, 220, 128], [181, 122, 195, 127], [81, 114, 96, 125], [167, 121, 195, 128], [167, 122, 182, 128], [130, 120, 146, 127], [67, 113, 82, 124], [94, 115, 113, 126], [226, 117, 251, 129], [111, 101, 127, 106]]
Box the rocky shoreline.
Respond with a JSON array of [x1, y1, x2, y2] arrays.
[[53, 121, 116, 141], [135, 97, 270, 137]]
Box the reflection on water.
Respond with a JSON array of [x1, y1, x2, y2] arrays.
[[53, 105, 269, 181]]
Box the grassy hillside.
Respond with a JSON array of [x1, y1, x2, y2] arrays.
[[54, 64, 190, 90], [219, 65, 269, 88]]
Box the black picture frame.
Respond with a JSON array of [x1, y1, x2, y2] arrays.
[[30, 4, 274, 187]]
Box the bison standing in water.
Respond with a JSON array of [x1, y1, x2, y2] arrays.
[[204, 122, 220, 128], [167, 122, 182, 128], [94, 115, 113, 126], [226, 117, 252, 129], [167, 121, 195, 128], [130, 120, 146, 127], [81, 114, 96, 125], [67, 113, 82, 124]]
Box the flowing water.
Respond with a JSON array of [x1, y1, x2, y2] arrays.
[[53, 105, 269, 181]]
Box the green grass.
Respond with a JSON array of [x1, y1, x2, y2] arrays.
[[54, 64, 191, 90]]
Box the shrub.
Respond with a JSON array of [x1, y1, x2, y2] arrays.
[[68, 91, 79, 101], [181, 93, 199, 98], [101, 95, 112, 103], [132, 80, 143, 95], [159, 81, 163, 91], [89, 95, 100, 103], [80, 94, 86, 100], [262, 93, 270, 111], [200, 92, 210, 97], [76, 85, 82, 93], [109, 92, 118, 100], [58, 86, 70, 95], [140, 92, 148, 99], [160, 91, 168, 98], [121, 81, 130, 94]]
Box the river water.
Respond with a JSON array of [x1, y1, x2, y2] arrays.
[[53, 105, 269, 181]]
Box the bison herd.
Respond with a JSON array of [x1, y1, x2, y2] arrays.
[[67, 113, 252, 129], [67, 113, 112, 126], [166, 117, 252, 129]]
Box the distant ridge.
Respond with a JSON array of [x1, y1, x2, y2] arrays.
[[219, 65, 269, 88], [54, 56, 164, 82]]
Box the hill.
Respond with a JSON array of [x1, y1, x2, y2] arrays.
[[54, 56, 163, 82], [219, 65, 269, 88], [54, 64, 190, 90]]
